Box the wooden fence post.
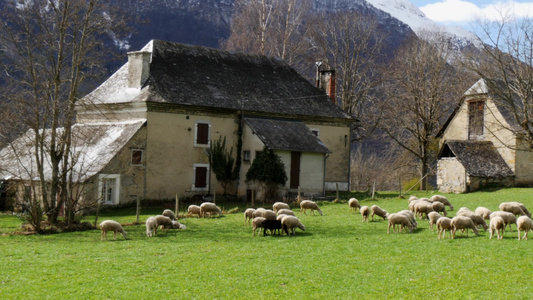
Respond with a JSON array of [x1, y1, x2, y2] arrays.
[[175, 194, 179, 218]]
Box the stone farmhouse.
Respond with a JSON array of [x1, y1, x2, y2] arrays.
[[436, 78, 533, 193], [0, 40, 355, 206]]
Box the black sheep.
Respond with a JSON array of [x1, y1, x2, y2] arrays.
[[262, 219, 283, 236]]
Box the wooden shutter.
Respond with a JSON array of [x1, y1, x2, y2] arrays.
[[195, 166, 207, 188], [196, 123, 209, 145]]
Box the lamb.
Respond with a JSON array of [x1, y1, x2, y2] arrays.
[[490, 211, 517, 231], [276, 209, 295, 216], [436, 217, 452, 239], [262, 219, 283, 236], [427, 211, 443, 232], [414, 201, 434, 219], [200, 202, 222, 217], [252, 217, 266, 236], [349, 198, 361, 213], [244, 208, 256, 225], [281, 216, 306, 235], [99, 220, 127, 240], [145, 216, 158, 237], [474, 207, 492, 220], [300, 200, 323, 216], [489, 216, 505, 240], [360, 206, 370, 222], [387, 213, 414, 233], [273, 202, 290, 213], [155, 215, 185, 232], [516, 216, 533, 240], [499, 202, 528, 217], [450, 216, 479, 239], [187, 205, 202, 218], [429, 195, 454, 210], [371, 205, 388, 221], [262, 209, 277, 220], [431, 202, 447, 217], [171, 220, 186, 230], [163, 209, 177, 220], [398, 210, 417, 229]]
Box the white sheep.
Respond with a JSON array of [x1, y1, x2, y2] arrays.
[[436, 217, 452, 239], [252, 217, 266, 236], [163, 209, 177, 220], [300, 200, 323, 216], [431, 202, 447, 217], [244, 208, 256, 225], [490, 211, 517, 232], [155, 215, 181, 232], [489, 216, 505, 240], [516, 216, 533, 240], [360, 206, 370, 222], [408, 199, 420, 213], [281, 216, 306, 235], [474, 207, 492, 220], [200, 202, 222, 217], [429, 195, 454, 210], [277, 214, 288, 221], [171, 220, 186, 230], [145, 216, 158, 237], [387, 213, 414, 233], [456, 208, 488, 231], [414, 201, 434, 219], [99, 220, 127, 240], [252, 208, 266, 218], [408, 196, 418, 203], [398, 210, 417, 229], [349, 198, 361, 213], [451, 216, 479, 239], [187, 205, 202, 218], [456, 207, 474, 216], [262, 209, 277, 220], [499, 202, 528, 217], [273, 202, 290, 213], [427, 211, 443, 232], [276, 209, 295, 216], [371, 205, 388, 221]]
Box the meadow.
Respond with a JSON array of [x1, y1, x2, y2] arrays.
[[1, 188, 533, 299]]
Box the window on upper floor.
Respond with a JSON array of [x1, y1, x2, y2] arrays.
[[195, 121, 211, 147], [468, 100, 484, 139], [131, 149, 144, 165]]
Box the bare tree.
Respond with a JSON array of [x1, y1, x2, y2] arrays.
[[0, 0, 129, 229], [380, 33, 474, 190], [467, 12, 533, 150], [306, 11, 387, 140]]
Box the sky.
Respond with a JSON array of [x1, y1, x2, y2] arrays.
[[412, 0, 533, 28]]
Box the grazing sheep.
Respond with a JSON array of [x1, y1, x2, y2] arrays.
[[300, 200, 323, 216], [171, 220, 186, 230], [414, 201, 434, 219], [427, 212, 443, 232], [408, 196, 418, 203], [490, 211, 517, 232], [349, 198, 361, 213], [200, 202, 222, 217], [252, 208, 266, 218], [244, 208, 256, 225], [516, 216, 533, 240], [510, 202, 531, 218], [456, 207, 474, 217], [470, 214, 488, 231], [475, 207, 492, 220], [429, 195, 454, 210], [398, 210, 417, 229], [262, 209, 277, 220], [277, 214, 288, 221], [281, 216, 306, 235], [408, 199, 420, 213], [360, 206, 370, 222], [276, 209, 295, 216], [145, 216, 158, 237], [436, 217, 452, 239], [262, 219, 283, 236], [273, 202, 290, 213], [371, 205, 388, 221], [387, 213, 414, 233], [489, 216, 505, 240], [252, 217, 266, 236], [188, 205, 202, 218], [499, 202, 528, 217], [99, 220, 127, 241], [431, 202, 447, 217], [155, 215, 175, 232], [162, 209, 177, 220], [451, 216, 479, 239]]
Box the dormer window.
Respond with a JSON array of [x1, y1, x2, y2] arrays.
[[468, 100, 484, 139]]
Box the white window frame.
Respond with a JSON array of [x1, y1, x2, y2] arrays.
[[194, 120, 211, 148], [310, 128, 320, 137], [98, 174, 121, 205], [192, 163, 210, 191], [131, 149, 144, 166]]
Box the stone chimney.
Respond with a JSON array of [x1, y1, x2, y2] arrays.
[[318, 69, 336, 104], [127, 51, 151, 89]]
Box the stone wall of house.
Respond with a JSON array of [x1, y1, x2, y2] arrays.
[[467, 176, 515, 192], [437, 158, 466, 193]]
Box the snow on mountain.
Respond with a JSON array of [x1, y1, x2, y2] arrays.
[[365, 0, 482, 48]]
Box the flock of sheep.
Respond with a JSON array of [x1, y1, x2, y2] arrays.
[[99, 194, 533, 241], [351, 195, 533, 240]]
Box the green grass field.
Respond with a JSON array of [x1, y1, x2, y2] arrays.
[[1, 188, 533, 299]]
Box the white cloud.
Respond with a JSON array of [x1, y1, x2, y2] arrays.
[[421, 1, 533, 23]]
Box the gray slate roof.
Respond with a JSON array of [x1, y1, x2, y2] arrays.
[[440, 140, 514, 178], [244, 117, 330, 153]]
